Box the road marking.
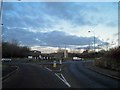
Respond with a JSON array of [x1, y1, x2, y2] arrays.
[[2, 65, 19, 82], [44, 67, 52, 72], [55, 73, 71, 87]]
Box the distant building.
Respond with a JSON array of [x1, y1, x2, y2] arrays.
[[28, 50, 42, 59]]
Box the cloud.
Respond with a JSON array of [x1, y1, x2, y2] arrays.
[[2, 2, 117, 48], [43, 2, 100, 26], [3, 27, 105, 47], [3, 2, 15, 11], [3, 2, 55, 28], [3, 2, 117, 30], [106, 21, 117, 27]]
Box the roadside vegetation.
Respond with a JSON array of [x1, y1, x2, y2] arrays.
[[68, 47, 120, 72], [2, 41, 120, 72], [2, 41, 31, 78], [2, 41, 30, 58], [94, 47, 120, 71]]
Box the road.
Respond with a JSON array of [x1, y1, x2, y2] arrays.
[[62, 60, 119, 88], [2, 62, 68, 88], [2, 60, 120, 88]]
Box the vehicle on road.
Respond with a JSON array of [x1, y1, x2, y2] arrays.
[[72, 57, 83, 61], [1, 58, 12, 62]]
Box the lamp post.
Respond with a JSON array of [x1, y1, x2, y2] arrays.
[[88, 31, 91, 51], [97, 45, 100, 52], [88, 30, 96, 58], [88, 30, 95, 53]]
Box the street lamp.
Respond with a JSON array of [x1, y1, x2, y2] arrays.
[[88, 31, 91, 51], [88, 30, 96, 54], [97, 45, 100, 52]]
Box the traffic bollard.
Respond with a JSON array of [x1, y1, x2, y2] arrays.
[[53, 60, 56, 68]]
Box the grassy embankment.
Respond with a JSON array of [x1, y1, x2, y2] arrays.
[[94, 47, 120, 71]]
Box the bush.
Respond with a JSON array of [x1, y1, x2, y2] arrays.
[[2, 41, 30, 58], [94, 47, 120, 71]]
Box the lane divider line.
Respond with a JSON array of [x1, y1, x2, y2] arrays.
[[44, 66, 71, 87], [55, 73, 71, 87], [61, 74, 67, 82], [44, 67, 52, 72]]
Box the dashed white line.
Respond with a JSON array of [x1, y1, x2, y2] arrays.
[[44, 66, 71, 87], [55, 73, 71, 87], [44, 67, 52, 72]]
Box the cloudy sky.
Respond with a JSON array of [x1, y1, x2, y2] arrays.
[[2, 1, 118, 52]]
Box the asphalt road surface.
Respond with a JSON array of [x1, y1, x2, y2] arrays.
[[2, 60, 120, 88], [2, 63, 68, 88], [62, 60, 120, 88]]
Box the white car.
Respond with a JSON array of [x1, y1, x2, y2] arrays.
[[73, 57, 83, 61], [1, 58, 12, 62]]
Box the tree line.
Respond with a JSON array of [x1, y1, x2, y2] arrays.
[[94, 47, 120, 71], [2, 41, 30, 58]]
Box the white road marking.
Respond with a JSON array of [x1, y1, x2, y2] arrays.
[[44, 67, 52, 72], [44, 66, 71, 87], [61, 74, 67, 82], [2, 65, 19, 82], [55, 73, 71, 87]]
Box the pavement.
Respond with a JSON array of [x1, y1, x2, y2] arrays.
[[83, 61, 120, 80]]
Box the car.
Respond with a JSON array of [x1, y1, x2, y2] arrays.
[[73, 57, 83, 61], [1, 58, 12, 62]]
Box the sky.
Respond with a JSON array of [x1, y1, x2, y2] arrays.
[[2, 1, 118, 53]]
